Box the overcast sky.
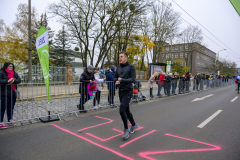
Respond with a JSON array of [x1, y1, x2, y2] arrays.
[[0, 0, 240, 67]]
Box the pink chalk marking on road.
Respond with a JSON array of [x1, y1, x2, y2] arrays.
[[78, 116, 113, 132], [51, 124, 135, 160], [120, 130, 156, 148], [86, 128, 123, 141], [139, 133, 221, 160], [86, 126, 144, 142]]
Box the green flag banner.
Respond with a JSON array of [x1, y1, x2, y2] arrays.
[[36, 26, 50, 102], [230, 0, 240, 16]]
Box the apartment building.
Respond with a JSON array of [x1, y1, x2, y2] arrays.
[[153, 42, 216, 75]]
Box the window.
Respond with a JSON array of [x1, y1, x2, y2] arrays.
[[175, 46, 178, 50], [166, 47, 169, 51], [180, 46, 184, 50], [166, 53, 169, 59], [197, 53, 200, 58], [185, 45, 188, 49], [172, 47, 174, 51], [175, 53, 178, 58], [162, 54, 165, 59], [172, 53, 174, 58], [185, 52, 188, 58], [180, 53, 183, 58]]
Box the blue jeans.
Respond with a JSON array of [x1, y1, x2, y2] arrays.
[[1, 96, 16, 122], [157, 84, 163, 96], [172, 87, 175, 94]]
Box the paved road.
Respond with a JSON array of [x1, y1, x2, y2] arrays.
[[1, 84, 240, 160]]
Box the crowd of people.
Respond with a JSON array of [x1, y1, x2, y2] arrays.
[[148, 71, 235, 98], [77, 65, 118, 112]]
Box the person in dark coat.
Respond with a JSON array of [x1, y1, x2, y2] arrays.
[[78, 65, 95, 113], [0, 62, 21, 128], [171, 72, 178, 95], [194, 73, 201, 91], [179, 74, 186, 94], [163, 73, 171, 96], [206, 73, 210, 88], [106, 65, 117, 107], [185, 72, 190, 93]]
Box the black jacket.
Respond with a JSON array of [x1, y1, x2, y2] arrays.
[[171, 76, 178, 88], [79, 68, 95, 94], [0, 62, 21, 97], [163, 75, 171, 88], [185, 74, 190, 81], [114, 62, 136, 90]]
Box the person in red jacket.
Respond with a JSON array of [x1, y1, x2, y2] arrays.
[[157, 71, 165, 98]]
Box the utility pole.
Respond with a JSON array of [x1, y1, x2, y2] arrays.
[[28, 0, 32, 83]]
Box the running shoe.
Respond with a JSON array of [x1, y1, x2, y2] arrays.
[[0, 122, 7, 129], [238, 91, 239, 94], [98, 105, 102, 108], [122, 129, 130, 140], [8, 120, 16, 126], [130, 123, 138, 134]]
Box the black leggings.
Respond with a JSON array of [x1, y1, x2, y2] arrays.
[[238, 83, 240, 91], [119, 90, 136, 129], [93, 90, 101, 106]]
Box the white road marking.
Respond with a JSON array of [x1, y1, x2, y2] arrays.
[[197, 110, 222, 128], [191, 94, 214, 102], [230, 96, 238, 102]]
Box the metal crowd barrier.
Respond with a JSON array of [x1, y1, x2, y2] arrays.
[[0, 78, 235, 128]]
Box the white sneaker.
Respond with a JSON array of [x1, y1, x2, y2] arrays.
[[93, 106, 98, 110], [98, 105, 102, 108]]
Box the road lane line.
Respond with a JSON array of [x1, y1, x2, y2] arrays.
[[230, 96, 238, 102], [197, 110, 222, 128]]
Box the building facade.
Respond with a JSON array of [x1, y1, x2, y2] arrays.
[[153, 42, 216, 75]]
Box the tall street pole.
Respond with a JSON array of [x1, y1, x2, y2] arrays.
[[216, 49, 226, 75], [28, 0, 32, 83]]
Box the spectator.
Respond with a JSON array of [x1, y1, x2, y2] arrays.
[[99, 70, 105, 79], [106, 65, 117, 107], [0, 62, 21, 129], [206, 73, 210, 88], [185, 72, 190, 93], [93, 68, 105, 109], [157, 71, 165, 98], [164, 73, 171, 96], [78, 65, 95, 113], [171, 72, 178, 95], [194, 73, 201, 91], [179, 74, 185, 94], [148, 72, 158, 98]]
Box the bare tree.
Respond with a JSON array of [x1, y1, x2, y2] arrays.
[[150, 1, 181, 63], [178, 25, 204, 72], [49, 0, 151, 67]]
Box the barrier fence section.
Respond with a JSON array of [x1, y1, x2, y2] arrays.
[[0, 78, 235, 127]]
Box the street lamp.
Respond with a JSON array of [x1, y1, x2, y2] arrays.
[[216, 49, 226, 75], [217, 49, 226, 60]]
